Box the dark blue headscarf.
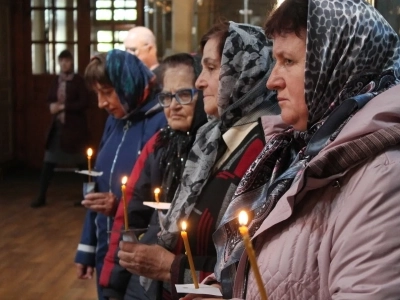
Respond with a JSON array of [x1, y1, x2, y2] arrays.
[[106, 49, 155, 116]]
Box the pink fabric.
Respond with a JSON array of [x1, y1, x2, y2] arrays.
[[232, 84, 400, 299]]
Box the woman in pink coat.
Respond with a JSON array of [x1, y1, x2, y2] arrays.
[[183, 0, 400, 299]]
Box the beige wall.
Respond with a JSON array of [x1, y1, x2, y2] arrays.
[[171, 0, 194, 53]]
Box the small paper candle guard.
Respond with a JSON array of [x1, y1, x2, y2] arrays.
[[180, 221, 199, 288], [121, 176, 129, 231], [86, 148, 93, 182], [238, 210, 268, 300]]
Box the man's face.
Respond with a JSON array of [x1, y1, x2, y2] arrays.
[[124, 38, 151, 67]]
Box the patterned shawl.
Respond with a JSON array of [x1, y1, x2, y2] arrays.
[[158, 22, 279, 250], [106, 49, 155, 117], [213, 0, 400, 288]]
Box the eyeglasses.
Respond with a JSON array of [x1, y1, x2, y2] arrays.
[[158, 88, 198, 108]]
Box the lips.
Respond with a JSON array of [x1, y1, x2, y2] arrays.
[[277, 97, 289, 103], [171, 114, 184, 119]]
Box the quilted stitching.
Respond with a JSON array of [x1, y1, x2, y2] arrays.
[[245, 184, 339, 300]]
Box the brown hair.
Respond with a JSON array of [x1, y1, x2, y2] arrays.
[[199, 20, 230, 58], [58, 49, 73, 60], [84, 53, 113, 89], [264, 0, 308, 38], [159, 53, 201, 85]]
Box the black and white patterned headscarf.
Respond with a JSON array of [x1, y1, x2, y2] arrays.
[[305, 0, 400, 128], [158, 21, 279, 249], [213, 0, 400, 292]]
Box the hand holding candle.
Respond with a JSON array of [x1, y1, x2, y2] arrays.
[[238, 210, 268, 300], [121, 176, 129, 231], [181, 221, 199, 289], [154, 187, 161, 203], [87, 148, 93, 182]]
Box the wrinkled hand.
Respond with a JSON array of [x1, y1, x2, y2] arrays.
[[118, 242, 175, 282], [179, 283, 223, 300], [49, 102, 65, 114], [75, 263, 94, 279], [81, 192, 117, 216]]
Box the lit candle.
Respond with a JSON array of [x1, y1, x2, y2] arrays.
[[87, 148, 93, 182], [238, 211, 268, 300], [180, 221, 199, 288], [121, 176, 129, 231], [154, 187, 161, 203]]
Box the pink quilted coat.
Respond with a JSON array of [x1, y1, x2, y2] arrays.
[[232, 84, 400, 299]]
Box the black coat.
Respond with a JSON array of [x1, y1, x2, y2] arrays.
[[45, 74, 89, 154]]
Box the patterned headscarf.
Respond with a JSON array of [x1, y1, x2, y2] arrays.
[[305, 0, 400, 128], [106, 49, 155, 117], [213, 0, 400, 290], [158, 22, 279, 250]]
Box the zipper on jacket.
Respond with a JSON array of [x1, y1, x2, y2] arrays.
[[107, 120, 132, 239]]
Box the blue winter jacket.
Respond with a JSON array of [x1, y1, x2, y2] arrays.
[[74, 98, 166, 291]]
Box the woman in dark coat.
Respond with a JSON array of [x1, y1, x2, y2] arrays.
[[31, 49, 89, 208]]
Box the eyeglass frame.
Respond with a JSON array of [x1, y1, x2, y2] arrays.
[[157, 88, 199, 108]]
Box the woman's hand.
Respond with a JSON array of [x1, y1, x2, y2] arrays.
[[49, 102, 65, 114], [118, 242, 175, 282], [75, 263, 94, 280], [81, 192, 117, 216]]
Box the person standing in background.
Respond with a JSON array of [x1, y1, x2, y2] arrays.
[[31, 49, 89, 208], [124, 26, 162, 87]]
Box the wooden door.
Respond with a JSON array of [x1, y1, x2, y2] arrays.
[[0, 1, 13, 164]]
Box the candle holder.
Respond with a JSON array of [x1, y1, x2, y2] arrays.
[[108, 228, 148, 243], [83, 181, 96, 196]]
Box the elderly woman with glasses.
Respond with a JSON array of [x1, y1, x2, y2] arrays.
[[117, 21, 280, 299], [98, 53, 208, 300]]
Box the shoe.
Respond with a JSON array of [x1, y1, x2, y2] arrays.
[[30, 199, 46, 208]]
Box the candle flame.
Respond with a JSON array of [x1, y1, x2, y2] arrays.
[[238, 210, 248, 226], [121, 176, 128, 185], [87, 148, 93, 157], [181, 221, 187, 231], [277, 0, 285, 7], [154, 188, 161, 194]]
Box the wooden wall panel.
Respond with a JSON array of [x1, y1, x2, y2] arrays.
[[0, 1, 12, 163]]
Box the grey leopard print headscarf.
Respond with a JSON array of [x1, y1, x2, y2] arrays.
[[214, 0, 400, 295], [305, 0, 400, 128], [158, 21, 279, 250]]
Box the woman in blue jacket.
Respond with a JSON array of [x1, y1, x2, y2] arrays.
[[74, 49, 166, 300]]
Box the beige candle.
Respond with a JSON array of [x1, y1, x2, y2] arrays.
[[121, 176, 129, 231], [238, 210, 268, 300], [86, 148, 93, 182], [180, 221, 199, 288], [154, 187, 161, 203]]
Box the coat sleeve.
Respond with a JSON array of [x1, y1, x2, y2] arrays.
[[100, 132, 160, 298], [329, 148, 400, 300], [74, 209, 97, 267], [74, 117, 114, 267]]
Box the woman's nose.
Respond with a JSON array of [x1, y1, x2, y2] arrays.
[[266, 67, 284, 91], [97, 96, 108, 109], [169, 97, 181, 110], [195, 72, 207, 90]]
